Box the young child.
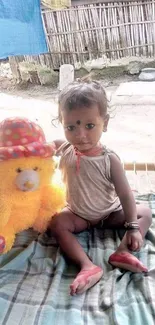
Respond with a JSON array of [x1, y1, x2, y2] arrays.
[[50, 81, 152, 296]]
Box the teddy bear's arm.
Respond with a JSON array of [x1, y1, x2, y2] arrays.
[[0, 195, 13, 253], [33, 184, 66, 233], [0, 195, 11, 228], [41, 183, 66, 213]]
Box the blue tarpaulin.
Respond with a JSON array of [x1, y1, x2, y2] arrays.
[[0, 0, 48, 58]]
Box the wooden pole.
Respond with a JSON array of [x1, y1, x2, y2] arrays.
[[9, 57, 21, 81]]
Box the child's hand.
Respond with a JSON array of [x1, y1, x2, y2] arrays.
[[126, 230, 143, 251]]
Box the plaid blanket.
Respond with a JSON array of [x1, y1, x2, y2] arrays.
[[0, 194, 155, 325]]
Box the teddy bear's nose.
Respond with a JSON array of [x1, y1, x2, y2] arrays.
[[24, 181, 34, 190]]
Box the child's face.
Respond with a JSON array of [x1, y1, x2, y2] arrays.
[[61, 105, 109, 152]]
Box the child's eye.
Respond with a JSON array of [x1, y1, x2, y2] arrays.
[[86, 123, 95, 129], [33, 167, 38, 171], [66, 125, 75, 131]]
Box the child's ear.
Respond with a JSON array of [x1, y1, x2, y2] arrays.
[[103, 114, 109, 132]]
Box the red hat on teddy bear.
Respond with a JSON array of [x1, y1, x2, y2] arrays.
[[0, 117, 55, 161]]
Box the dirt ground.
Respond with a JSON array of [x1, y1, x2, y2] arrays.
[[0, 63, 155, 192]]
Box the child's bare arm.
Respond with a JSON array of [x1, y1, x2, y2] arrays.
[[54, 139, 66, 150], [110, 154, 144, 251], [110, 154, 137, 223]]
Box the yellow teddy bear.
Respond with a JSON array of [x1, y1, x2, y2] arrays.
[[0, 117, 65, 253]]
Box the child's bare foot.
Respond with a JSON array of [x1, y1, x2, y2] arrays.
[[70, 265, 103, 295], [109, 251, 148, 273]]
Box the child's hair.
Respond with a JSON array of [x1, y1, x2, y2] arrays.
[[58, 80, 108, 122]]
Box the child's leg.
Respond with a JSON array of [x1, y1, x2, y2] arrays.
[[49, 208, 103, 295], [103, 205, 152, 272]]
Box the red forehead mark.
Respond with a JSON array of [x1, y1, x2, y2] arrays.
[[76, 120, 81, 125]]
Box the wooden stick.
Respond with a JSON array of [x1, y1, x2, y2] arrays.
[[123, 163, 155, 171]]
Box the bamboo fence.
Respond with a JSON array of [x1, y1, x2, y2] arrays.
[[20, 0, 155, 69]]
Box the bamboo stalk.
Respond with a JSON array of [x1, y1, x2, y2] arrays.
[[76, 6, 85, 62], [51, 10, 61, 67], [79, 8, 88, 62], [139, 2, 146, 56]]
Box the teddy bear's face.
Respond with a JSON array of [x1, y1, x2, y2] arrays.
[[0, 157, 56, 195]]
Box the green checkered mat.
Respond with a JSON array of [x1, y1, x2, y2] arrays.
[[0, 194, 155, 325]]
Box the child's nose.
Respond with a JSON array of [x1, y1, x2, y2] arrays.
[[75, 127, 86, 139]]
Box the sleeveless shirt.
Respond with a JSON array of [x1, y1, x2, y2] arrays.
[[59, 142, 122, 222]]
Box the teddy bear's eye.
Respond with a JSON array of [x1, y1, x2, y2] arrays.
[[16, 168, 22, 173], [33, 167, 38, 171]]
